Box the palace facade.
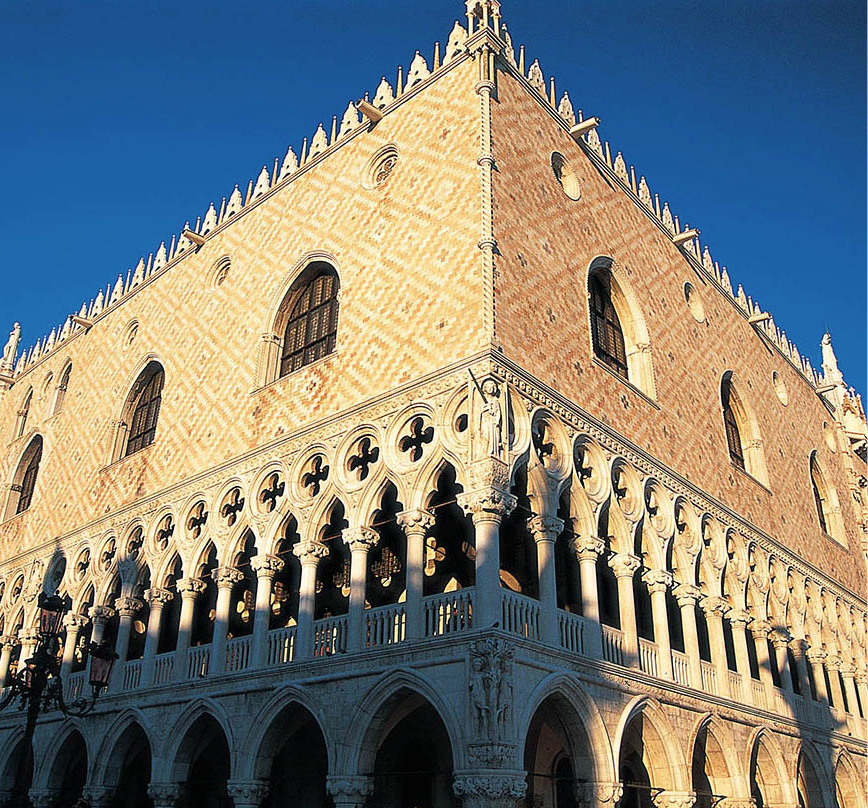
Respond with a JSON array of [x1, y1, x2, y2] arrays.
[[0, 2, 866, 807]]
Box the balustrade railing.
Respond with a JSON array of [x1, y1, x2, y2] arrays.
[[423, 589, 474, 636], [601, 625, 624, 667], [313, 615, 348, 657], [501, 590, 540, 640], [187, 644, 211, 679], [225, 636, 251, 673], [700, 660, 718, 696], [751, 679, 767, 710], [65, 671, 85, 701], [727, 670, 742, 699], [638, 638, 659, 678], [122, 660, 142, 691], [557, 611, 586, 655], [366, 603, 406, 648], [267, 626, 296, 665], [670, 649, 690, 687], [153, 652, 175, 685]]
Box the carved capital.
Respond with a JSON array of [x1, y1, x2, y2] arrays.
[[81, 786, 114, 808], [608, 553, 640, 579], [806, 649, 827, 666], [769, 629, 792, 649], [28, 789, 59, 807], [717, 800, 756, 809], [468, 457, 511, 491], [147, 782, 181, 807], [342, 526, 379, 552], [642, 568, 672, 593], [458, 488, 517, 523], [672, 583, 701, 608], [326, 775, 374, 807], [749, 619, 772, 639], [575, 781, 624, 809], [725, 608, 751, 627], [62, 613, 90, 631], [18, 631, 41, 647], [90, 605, 117, 624], [226, 780, 268, 807], [825, 654, 843, 672], [468, 742, 516, 767], [653, 791, 697, 809], [250, 554, 284, 577], [699, 595, 729, 618], [570, 535, 605, 561], [527, 514, 564, 542], [396, 509, 435, 535], [213, 566, 244, 589], [0, 635, 19, 650], [292, 539, 329, 563], [144, 587, 174, 608], [788, 637, 809, 655], [114, 596, 145, 618], [177, 578, 207, 598], [840, 664, 857, 679], [452, 773, 527, 807]]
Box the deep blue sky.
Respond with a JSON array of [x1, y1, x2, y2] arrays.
[[1, 0, 864, 393]]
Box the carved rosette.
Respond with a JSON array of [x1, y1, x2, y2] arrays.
[[457, 488, 517, 524], [342, 527, 379, 553], [177, 578, 207, 599], [147, 782, 181, 807], [396, 509, 436, 535], [641, 568, 673, 594], [114, 596, 145, 618], [608, 553, 640, 580], [574, 781, 624, 809], [226, 780, 269, 808], [292, 539, 329, 564], [213, 566, 244, 590], [672, 583, 701, 608], [326, 775, 374, 808], [250, 554, 284, 578], [527, 514, 564, 542], [570, 535, 605, 562], [452, 773, 527, 808]]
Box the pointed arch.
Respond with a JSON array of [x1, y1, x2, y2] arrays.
[[746, 726, 796, 808], [834, 749, 866, 808], [161, 697, 236, 781], [52, 361, 73, 415], [13, 387, 33, 439], [795, 740, 836, 808], [809, 450, 846, 546], [688, 713, 748, 805], [5, 434, 44, 519], [115, 359, 165, 460], [90, 708, 152, 786], [720, 371, 769, 486]]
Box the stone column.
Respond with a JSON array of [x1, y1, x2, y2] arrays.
[[608, 554, 641, 668], [856, 671, 868, 718], [642, 569, 673, 680], [570, 535, 605, 659], [453, 772, 527, 808], [140, 588, 173, 688], [147, 782, 181, 807], [396, 509, 435, 639], [652, 791, 697, 808], [574, 781, 623, 808], [18, 630, 40, 664], [227, 780, 269, 808], [672, 584, 703, 690], [840, 665, 861, 721], [209, 567, 244, 675], [749, 620, 775, 706], [458, 488, 517, 631], [292, 539, 329, 659], [788, 638, 812, 700], [826, 655, 846, 712], [699, 596, 730, 698], [326, 776, 375, 808], [60, 614, 89, 681], [249, 554, 283, 668], [110, 596, 145, 692], [0, 636, 17, 686], [769, 630, 794, 693], [527, 514, 563, 645], [89, 605, 116, 646], [807, 649, 829, 704], [174, 578, 206, 682], [726, 609, 755, 705], [343, 527, 379, 652]]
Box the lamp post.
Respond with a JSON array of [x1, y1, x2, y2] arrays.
[[0, 592, 117, 808]]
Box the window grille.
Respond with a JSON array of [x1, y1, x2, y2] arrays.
[[280, 270, 339, 377], [722, 380, 744, 469], [16, 440, 42, 513], [589, 274, 628, 378], [126, 367, 164, 456]]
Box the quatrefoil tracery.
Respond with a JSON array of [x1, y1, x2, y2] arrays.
[[399, 417, 434, 462], [221, 488, 245, 527], [259, 472, 286, 512], [348, 437, 380, 481], [187, 502, 209, 539], [302, 456, 330, 496]]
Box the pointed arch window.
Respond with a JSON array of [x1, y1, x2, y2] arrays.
[[810, 456, 827, 534], [589, 273, 628, 378], [278, 264, 339, 377], [53, 363, 72, 415], [721, 377, 744, 470], [123, 362, 165, 457], [7, 435, 43, 517], [15, 389, 32, 439]]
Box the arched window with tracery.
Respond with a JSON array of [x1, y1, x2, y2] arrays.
[[589, 273, 627, 378], [719, 371, 769, 486], [809, 451, 845, 544], [53, 363, 72, 415], [6, 435, 43, 518], [120, 362, 165, 458], [721, 376, 744, 470], [14, 388, 32, 439], [278, 263, 340, 377]]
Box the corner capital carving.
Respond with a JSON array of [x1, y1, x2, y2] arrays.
[[642, 568, 673, 593], [570, 535, 605, 560], [213, 566, 244, 589], [177, 577, 207, 598], [396, 509, 436, 534], [608, 553, 640, 579], [114, 596, 145, 618], [458, 488, 516, 523], [144, 587, 174, 607], [527, 514, 564, 541], [342, 526, 379, 552], [292, 539, 329, 563], [250, 554, 284, 576]]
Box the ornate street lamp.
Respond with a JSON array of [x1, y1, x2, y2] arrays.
[[1, 591, 117, 807]]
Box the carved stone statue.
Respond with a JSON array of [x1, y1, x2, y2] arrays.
[[1, 322, 20, 373], [469, 371, 505, 460], [469, 637, 514, 740]]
